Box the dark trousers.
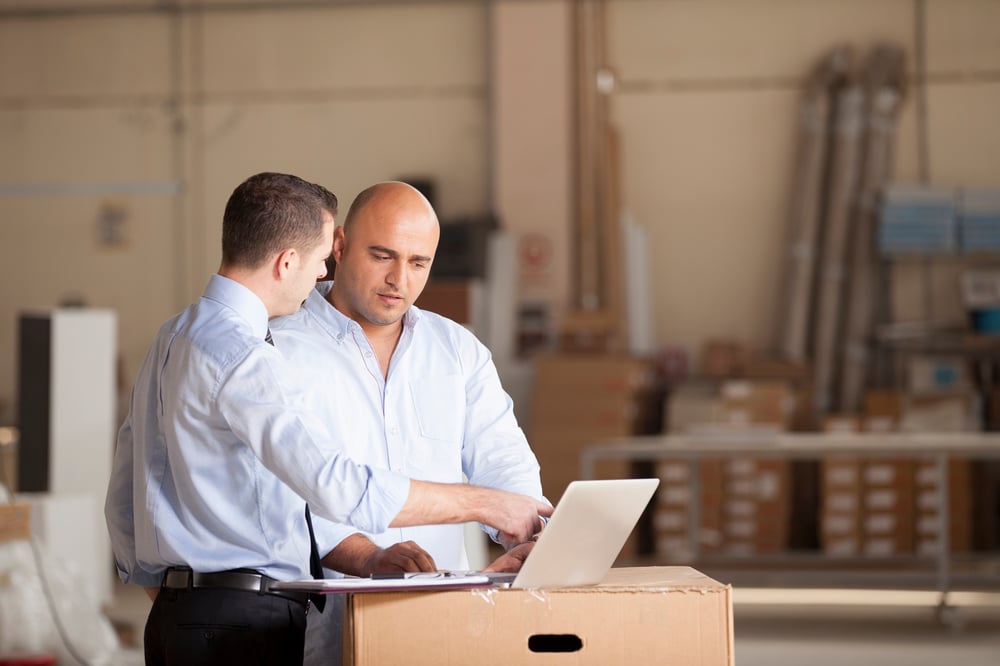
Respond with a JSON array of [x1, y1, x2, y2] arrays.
[[144, 586, 308, 666]]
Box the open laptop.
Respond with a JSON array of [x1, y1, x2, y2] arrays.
[[484, 478, 660, 589], [273, 478, 659, 593]]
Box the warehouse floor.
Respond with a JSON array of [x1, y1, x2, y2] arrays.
[[99, 582, 1000, 665], [735, 590, 1000, 665]]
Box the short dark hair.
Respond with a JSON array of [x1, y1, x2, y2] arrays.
[[221, 172, 339, 269]]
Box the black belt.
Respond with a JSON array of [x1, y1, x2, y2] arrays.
[[161, 567, 310, 608]]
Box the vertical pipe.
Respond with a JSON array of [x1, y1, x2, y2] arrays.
[[484, 0, 495, 214], [914, 0, 930, 185], [167, 1, 187, 310]]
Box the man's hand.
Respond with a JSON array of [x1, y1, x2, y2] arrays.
[[363, 541, 436, 576], [477, 489, 550, 548], [323, 533, 436, 577], [482, 541, 534, 574]]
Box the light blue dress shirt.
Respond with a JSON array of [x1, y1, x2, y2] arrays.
[[104, 275, 410, 587], [271, 281, 546, 570]]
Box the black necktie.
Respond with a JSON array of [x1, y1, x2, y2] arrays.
[[266, 330, 326, 612], [304, 505, 326, 612]]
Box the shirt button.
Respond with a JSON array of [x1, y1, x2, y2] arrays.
[[364, 351, 373, 358]]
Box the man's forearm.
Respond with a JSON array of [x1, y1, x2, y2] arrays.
[[390, 479, 550, 546], [320, 533, 380, 577], [390, 479, 488, 527]]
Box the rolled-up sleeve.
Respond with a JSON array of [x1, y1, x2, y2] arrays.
[[219, 348, 411, 533]]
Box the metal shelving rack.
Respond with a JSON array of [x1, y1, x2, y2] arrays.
[[580, 431, 1000, 624]]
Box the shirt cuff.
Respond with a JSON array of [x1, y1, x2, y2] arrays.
[[348, 468, 410, 534]]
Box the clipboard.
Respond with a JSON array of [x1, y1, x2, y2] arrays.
[[271, 572, 492, 594]]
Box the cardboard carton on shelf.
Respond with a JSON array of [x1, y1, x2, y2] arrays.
[[719, 380, 797, 429], [900, 391, 982, 432], [343, 567, 733, 666], [864, 389, 904, 425], [913, 458, 974, 552], [664, 383, 726, 433]]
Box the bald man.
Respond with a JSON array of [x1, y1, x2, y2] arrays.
[[271, 182, 547, 663]]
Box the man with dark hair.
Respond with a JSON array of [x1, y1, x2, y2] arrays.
[[105, 173, 550, 666]]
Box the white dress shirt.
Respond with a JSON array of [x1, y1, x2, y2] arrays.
[[271, 281, 546, 570], [105, 275, 410, 587]]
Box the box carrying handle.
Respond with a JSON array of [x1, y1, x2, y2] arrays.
[[527, 634, 583, 653]]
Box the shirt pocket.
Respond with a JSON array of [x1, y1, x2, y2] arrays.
[[408, 375, 464, 443]]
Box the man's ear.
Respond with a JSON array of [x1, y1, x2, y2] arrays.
[[331, 226, 347, 264], [273, 247, 299, 279]]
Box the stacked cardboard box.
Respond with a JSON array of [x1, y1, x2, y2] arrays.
[[861, 458, 916, 556], [902, 391, 978, 555], [721, 458, 790, 555], [719, 380, 797, 429], [913, 458, 974, 556], [820, 400, 916, 557], [529, 354, 659, 505], [343, 567, 734, 666], [821, 469, 863, 553], [653, 379, 795, 559], [820, 390, 979, 557], [819, 415, 862, 555], [716, 380, 794, 556], [653, 458, 723, 559]]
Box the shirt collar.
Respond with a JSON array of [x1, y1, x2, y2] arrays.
[[203, 274, 270, 341]]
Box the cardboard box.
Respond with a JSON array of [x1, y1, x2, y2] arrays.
[[900, 392, 980, 432], [531, 426, 634, 488], [700, 340, 747, 378], [720, 380, 796, 428], [416, 279, 483, 327], [820, 456, 863, 556], [907, 356, 971, 395], [743, 356, 811, 383], [864, 389, 903, 425], [533, 354, 656, 394], [344, 567, 733, 666], [665, 383, 725, 433], [0, 503, 30, 543], [913, 459, 974, 552], [652, 459, 728, 558], [533, 391, 660, 431]]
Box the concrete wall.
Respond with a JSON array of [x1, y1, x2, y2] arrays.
[[608, 0, 1000, 360], [0, 1, 490, 420], [1, 0, 998, 419]]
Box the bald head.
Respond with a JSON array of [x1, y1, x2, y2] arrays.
[[342, 181, 437, 234], [329, 181, 441, 338]]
